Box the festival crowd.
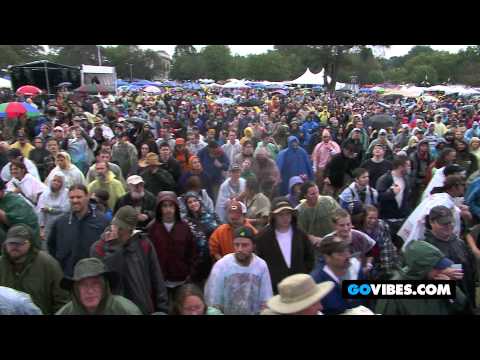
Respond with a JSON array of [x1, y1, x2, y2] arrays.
[[0, 82, 479, 315]]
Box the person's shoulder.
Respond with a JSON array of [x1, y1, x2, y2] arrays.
[[111, 295, 143, 315], [55, 302, 74, 315]]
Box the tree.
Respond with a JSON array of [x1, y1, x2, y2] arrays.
[[199, 45, 232, 81], [48, 45, 100, 66], [170, 45, 203, 80], [0, 45, 45, 68]]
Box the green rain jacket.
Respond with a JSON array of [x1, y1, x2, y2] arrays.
[[375, 241, 468, 315]]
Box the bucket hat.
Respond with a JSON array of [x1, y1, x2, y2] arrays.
[[267, 274, 334, 314], [60, 258, 118, 291]]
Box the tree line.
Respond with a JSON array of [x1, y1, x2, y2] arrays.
[[1, 45, 480, 86]]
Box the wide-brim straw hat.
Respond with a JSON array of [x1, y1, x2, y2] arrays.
[[267, 274, 334, 314]]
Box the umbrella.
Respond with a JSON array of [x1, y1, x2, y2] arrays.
[[143, 85, 162, 94], [0, 102, 41, 119], [239, 99, 264, 107], [126, 116, 146, 125], [272, 90, 288, 96], [368, 114, 396, 130], [56, 82, 73, 88], [16, 85, 42, 96], [214, 97, 236, 105], [74, 84, 109, 94]]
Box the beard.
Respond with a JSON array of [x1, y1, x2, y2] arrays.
[[131, 191, 145, 200]]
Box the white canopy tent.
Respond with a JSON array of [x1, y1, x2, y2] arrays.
[[0, 78, 11, 89], [287, 68, 324, 85]]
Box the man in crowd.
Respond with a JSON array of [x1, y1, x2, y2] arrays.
[[215, 164, 246, 223], [205, 226, 273, 315], [296, 181, 340, 254], [311, 129, 341, 190], [422, 205, 477, 309], [0, 224, 69, 315], [255, 197, 315, 294], [360, 144, 393, 189], [147, 191, 197, 301], [262, 274, 334, 315], [113, 175, 157, 229], [87, 161, 126, 211], [222, 130, 242, 165], [86, 150, 126, 189], [197, 141, 230, 200], [111, 132, 138, 177], [158, 142, 182, 185], [375, 155, 413, 248], [48, 184, 110, 277], [56, 257, 142, 315], [90, 206, 169, 314], [139, 153, 176, 195], [209, 200, 257, 262], [0, 179, 41, 248], [375, 240, 469, 315]]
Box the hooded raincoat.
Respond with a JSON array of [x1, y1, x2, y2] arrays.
[[276, 136, 313, 195]]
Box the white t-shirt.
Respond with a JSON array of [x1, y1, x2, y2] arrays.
[[163, 222, 174, 232], [204, 253, 273, 315], [392, 174, 405, 208], [275, 227, 293, 268]]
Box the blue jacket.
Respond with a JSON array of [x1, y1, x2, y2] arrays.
[[464, 125, 480, 143], [310, 264, 366, 315], [300, 119, 320, 146], [466, 177, 480, 219], [47, 204, 110, 277], [197, 146, 230, 185], [276, 136, 313, 195]]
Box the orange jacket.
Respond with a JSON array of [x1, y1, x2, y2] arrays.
[[209, 220, 257, 261]]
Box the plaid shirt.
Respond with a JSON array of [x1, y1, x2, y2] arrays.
[[365, 219, 401, 278]]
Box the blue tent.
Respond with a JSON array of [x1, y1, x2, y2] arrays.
[[117, 79, 129, 87], [161, 81, 178, 87]]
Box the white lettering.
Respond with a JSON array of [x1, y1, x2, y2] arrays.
[[370, 284, 382, 296]]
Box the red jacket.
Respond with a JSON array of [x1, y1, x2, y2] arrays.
[[148, 220, 197, 282]]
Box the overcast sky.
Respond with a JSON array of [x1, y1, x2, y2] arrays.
[[139, 45, 473, 58]]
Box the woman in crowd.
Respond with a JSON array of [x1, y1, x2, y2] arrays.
[[170, 283, 222, 315], [469, 137, 480, 168], [180, 191, 221, 285], [359, 205, 401, 280], [454, 139, 478, 177], [178, 155, 212, 196], [45, 151, 86, 188], [36, 173, 70, 245], [178, 176, 214, 214], [6, 160, 46, 207], [238, 177, 271, 233]]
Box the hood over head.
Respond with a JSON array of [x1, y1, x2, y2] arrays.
[[402, 240, 446, 280]]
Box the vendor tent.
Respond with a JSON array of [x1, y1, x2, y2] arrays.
[[287, 68, 324, 85], [0, 78, 11, 89]]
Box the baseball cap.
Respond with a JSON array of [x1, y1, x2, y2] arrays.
[[127, 175, 144, 186], [233, 226, 256, 242], [353, 128, 361, 132], [54, 126, 64, 132], [5, 224, 32, 245], [175, 138, 185, 145], [378, 129, 387, 135], [429, 206, 454, 225], [112, 205, 139, 230], [434, 257, 455, 270], [228, 200, 247, 216], [230, 163, 241, 172]]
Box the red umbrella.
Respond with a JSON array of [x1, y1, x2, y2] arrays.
[[16, 85, 42, 97]]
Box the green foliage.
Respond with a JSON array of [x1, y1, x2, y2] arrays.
[[0, 45, 45, 68]]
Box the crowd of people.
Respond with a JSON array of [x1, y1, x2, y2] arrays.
[[0, 82, 479, 315]]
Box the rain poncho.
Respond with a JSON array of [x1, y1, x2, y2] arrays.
[[36, 174, 70, 240], [1, 158, 40, 182], [0, 192, 41, 248], [276, 136, 313, 195], [6, 173, 47, 207], [398, 192, 461, 250], [45, 152, 86, 189]]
